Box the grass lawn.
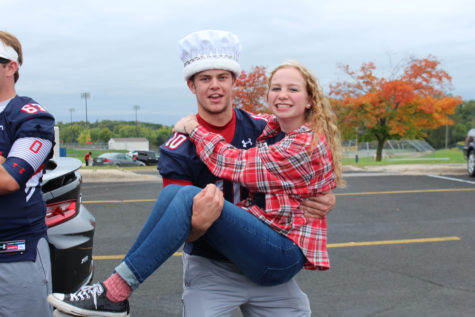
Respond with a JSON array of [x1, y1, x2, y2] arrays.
[[343, 148, 465, 167], [63, 147, 465, 169]]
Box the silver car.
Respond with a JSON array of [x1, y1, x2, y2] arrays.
[[43, 157, 95, 293], [92, 152, 146, 167]]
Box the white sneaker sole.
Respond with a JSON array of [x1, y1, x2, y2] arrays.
[[48, 294, 130, 317]]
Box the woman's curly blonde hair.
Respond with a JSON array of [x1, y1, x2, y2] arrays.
[[268, 60, 343, 185]]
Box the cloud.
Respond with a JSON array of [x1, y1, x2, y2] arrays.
[[3, 0, 474, 125]]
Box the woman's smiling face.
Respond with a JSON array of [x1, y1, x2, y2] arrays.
[[267, 67, 310, 132]]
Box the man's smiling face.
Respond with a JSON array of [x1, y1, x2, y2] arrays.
[[187, 69, 235, 117]]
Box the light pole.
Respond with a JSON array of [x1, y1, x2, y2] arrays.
[[445, 124, 448, 149], [68, 107, 75, 143], [80, 92, 90, 127], [133, 105, 140, 136]]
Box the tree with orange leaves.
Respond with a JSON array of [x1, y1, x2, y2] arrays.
[[329, 56, 463, 161], [233, 66, 269, 114]]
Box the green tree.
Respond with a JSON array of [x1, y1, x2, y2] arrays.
[[156, 126, 173, 146], [77, 130, 91, 144], [59, 123, 83, 143], [425, 99, 475, 148], [99, 127, 112, 143], [89, 128, 101, 143]]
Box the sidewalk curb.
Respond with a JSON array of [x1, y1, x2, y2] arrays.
[[80, 168, 162, 183], [343, 163, 466, 176]]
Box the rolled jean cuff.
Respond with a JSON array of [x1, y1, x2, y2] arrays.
[[115, 261, 140, 290]]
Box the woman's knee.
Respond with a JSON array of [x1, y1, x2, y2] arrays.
[[160, 184, 183, 196], [176, 185, 201, 202]]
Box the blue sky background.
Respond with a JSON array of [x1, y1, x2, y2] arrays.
[[3, 0, 474, 126]]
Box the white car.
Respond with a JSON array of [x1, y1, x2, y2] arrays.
[[463, 128, 475, 177]]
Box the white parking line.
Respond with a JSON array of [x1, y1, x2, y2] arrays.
[[427, 174, 475, 185], [343, 172, 402, 177]]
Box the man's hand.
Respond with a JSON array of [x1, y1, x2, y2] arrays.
[[187, 184, 224, 242], [0, 155, 5, 164], [300, 191, 335, 218]]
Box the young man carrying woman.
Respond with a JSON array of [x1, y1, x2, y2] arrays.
[[48, 31, 341, 317]]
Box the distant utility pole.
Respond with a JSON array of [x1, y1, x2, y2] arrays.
[[133, 105, 140, 136], [68, 107, 75, 143], [80, 92, 90, 127]]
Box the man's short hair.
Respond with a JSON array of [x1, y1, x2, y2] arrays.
[[0, 31, 23, 83]]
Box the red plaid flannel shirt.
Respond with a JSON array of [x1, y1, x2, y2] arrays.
[[189, 116, 337, 270]]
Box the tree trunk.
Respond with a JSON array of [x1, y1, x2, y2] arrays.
[[376, 138, 385, 161]]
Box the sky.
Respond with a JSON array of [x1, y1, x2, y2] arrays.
[[3, 0, 474, 126]]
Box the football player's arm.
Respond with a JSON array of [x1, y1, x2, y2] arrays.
[[0, 138, 52, 195], [163, 177, 223, 242], [0, 155, 20, 194]]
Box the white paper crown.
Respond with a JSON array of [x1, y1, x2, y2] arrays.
[[178, 30, 241, 80]]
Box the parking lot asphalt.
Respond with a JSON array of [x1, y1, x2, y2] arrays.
[[80, 171, 475, 317]]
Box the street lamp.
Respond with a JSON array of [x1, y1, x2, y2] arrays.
[[80, 92, 90, 127], [133, 105, 140, 136], [68, 107, 75, 143]]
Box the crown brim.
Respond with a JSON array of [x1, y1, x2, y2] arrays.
[[183, 58, 240, 80]]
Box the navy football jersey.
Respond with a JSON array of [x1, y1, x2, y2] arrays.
[[0, 95, 55, 262], [158, 108, 269, 260]]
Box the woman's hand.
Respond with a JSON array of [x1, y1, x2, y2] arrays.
[[174, 114, 199, 134], [300, 191, 335, 218]]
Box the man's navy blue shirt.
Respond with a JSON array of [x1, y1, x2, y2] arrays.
[[158, 108, 284, 260], [0, 96, 55, 262]]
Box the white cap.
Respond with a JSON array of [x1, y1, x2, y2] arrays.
[[0, 39, 19, 67], [178, 30, 241, 80]]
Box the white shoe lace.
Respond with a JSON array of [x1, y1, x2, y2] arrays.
[[69, 283, 104, 309]]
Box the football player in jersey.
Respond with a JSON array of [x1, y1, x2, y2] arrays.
[[48, 30, 336, 317], [167, 30, 335, 317], [0, 31, 55, 316]]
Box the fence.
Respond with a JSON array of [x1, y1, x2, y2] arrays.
[[342, 139, 435, 159]]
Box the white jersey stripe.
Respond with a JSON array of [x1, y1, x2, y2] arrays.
[[8, 137, 52, 171]]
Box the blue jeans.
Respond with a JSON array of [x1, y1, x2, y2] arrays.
[[115, 185, 305, 289]]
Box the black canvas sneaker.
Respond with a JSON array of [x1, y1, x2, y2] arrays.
[[47, 282, 130, 317]]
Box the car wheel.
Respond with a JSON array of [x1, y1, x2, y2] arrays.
[[468, 150, 475, 177]]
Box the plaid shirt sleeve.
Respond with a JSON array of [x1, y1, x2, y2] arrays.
[[189, 125, 335, 196]]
